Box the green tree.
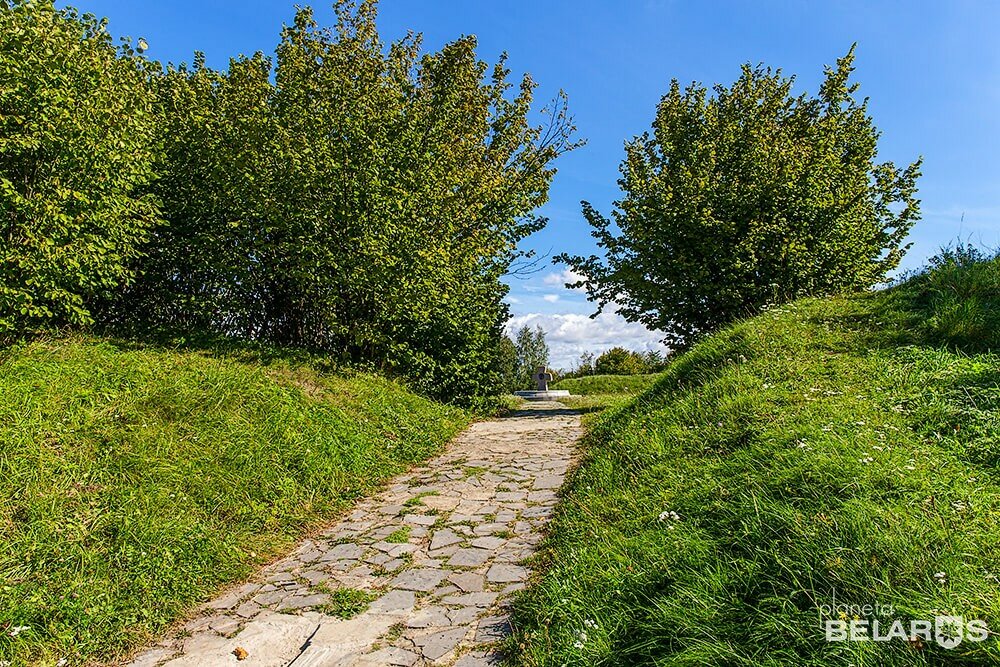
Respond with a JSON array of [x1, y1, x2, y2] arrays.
[[496, 335, 519, 393], [594, 346, 647, 375], [513, 324, 549, 389], [559, 47, 921, 350], [0, 1, 159, 340], [108, 1, 578, 401]]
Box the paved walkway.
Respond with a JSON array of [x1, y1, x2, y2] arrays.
[[128, 401, 581, 667]]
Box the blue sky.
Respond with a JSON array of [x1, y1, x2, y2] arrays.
[[70, 1, 1000, 367]]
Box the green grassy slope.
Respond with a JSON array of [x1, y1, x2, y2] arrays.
[[511, 252, 1000, 666], [0, 338, 469, 666], [553, 374, 661, 396]]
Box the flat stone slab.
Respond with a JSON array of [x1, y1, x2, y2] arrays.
[[486, 564, 528, 583], [513, 389, 571, 400], [127, 401, 582, 667], [391, 568, 447, 592]]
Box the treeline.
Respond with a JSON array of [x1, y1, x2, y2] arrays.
[[0, 1, 576, 401]]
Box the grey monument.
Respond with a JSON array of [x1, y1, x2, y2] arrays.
[[514, 366, 570, 401]]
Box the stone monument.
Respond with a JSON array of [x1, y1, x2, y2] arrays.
[[514, 366, 570, 401]]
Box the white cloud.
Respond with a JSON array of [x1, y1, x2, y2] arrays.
[[542, 268, 587, 288], [505, 295, 520, 304], [506, 311, 669, 369], [542, 294, 560, 303]]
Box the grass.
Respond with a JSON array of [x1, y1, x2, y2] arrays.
[[510, 251, 1000, 666], [558, 394, 635, 416], [385, 527, 411, 543], [404, 491, 438, 507], [0, 337, 469, 666], [319, 587, 378, 619], [553, 374, 661, 396]]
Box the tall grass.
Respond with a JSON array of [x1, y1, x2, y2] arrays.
[[510, 252, 1000, 666], [0, 338, 468, 665]]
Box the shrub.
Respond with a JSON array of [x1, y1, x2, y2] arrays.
[[0, 1, 159, 340]]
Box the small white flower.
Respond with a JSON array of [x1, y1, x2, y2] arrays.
[[573, 641, 584, 649], [933, 571, 948, 584], [8, 625, 30, 637], [859, 457, 874, 464], [658, 510, 681, 522], [578, 631, 588, 641], [583, 619, 597, 628], [56, 660, 68, 667]]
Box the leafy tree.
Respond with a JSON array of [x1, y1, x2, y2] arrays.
[[107, 1, 577, 401], [496, 335, 520, 393], [0, 1, 159, 340], [594, 346, 647, 375], [513, 324, 549, 389], [559, 47, 921, 350], [642, 349, 668, 373]]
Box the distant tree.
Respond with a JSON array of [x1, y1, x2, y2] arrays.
[[0, 1, 159, 340], [514, 325, 549, 389], [496, 335, 519, 394], [576, 351, 596, 377], [559, 46, 921, 350], [595, 347, 647, 375], [642, 349, 668, 373]]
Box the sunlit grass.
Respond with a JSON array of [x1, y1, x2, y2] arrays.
[[0, 337, 468, 665], [511, 254, 1000, 666]]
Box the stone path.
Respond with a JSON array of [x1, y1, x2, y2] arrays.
[[127, 401, 581, 667]]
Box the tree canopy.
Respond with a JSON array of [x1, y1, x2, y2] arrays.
[[559, 47, 921, 350], [0, 2, 159, 337], [1, 0, 578, 402]]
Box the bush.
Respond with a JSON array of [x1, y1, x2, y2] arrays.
[[594, 347, 648, 375], [559, 46, 921, 350], [0, 1, 159, 340]]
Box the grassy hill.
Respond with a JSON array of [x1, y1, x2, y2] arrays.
[[0, 338, 469, 666], [553, 374, 661, 396], [511, 250, 1000, 666]]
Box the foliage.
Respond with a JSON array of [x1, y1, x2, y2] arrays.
[[0, 336, 468, 665], [496, 335, 520, 394], [513, 324, 550, 389], [510, 253, 1000, 666], [0, 1, 159, 340], [591, 347, 652, 375], [103, 2, 577, 402], [559, 46, 921, 350], [573, 351, 597, 377]]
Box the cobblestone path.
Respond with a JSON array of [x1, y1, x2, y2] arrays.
[[128, 401, 581, 667]]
